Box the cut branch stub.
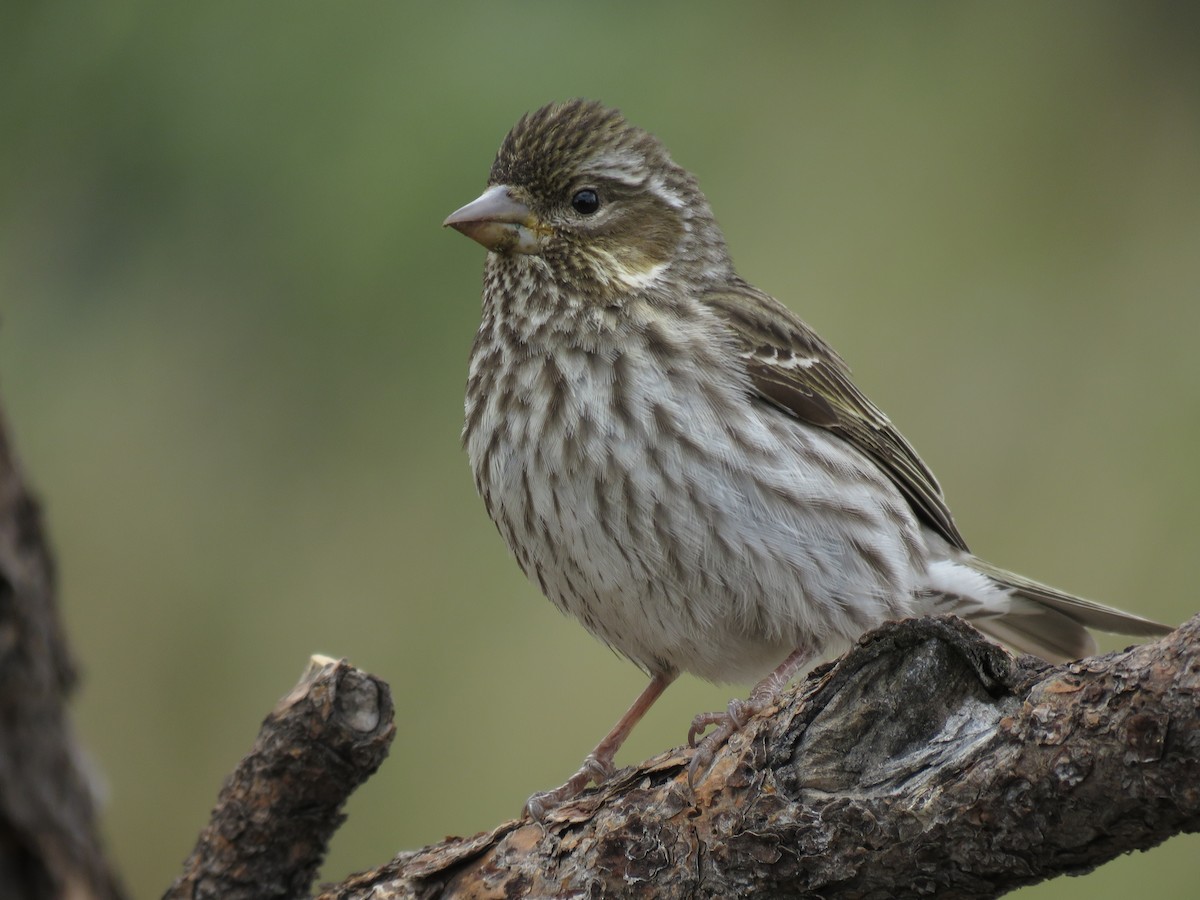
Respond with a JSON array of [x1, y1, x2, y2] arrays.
[[164, 655, 396, 900]]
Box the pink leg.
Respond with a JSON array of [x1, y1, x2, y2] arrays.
[[687, 646, 812, 786], [525, 670, 678, 820]]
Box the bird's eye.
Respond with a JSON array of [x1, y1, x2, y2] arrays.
[[571, 189, 600, 215]]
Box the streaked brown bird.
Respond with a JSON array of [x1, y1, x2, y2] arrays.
[[444, 99, 1171, 818]]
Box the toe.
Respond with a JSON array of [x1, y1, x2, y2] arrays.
[[524, 790, 555, 821], [523, 755, 619, 821], [726, 698, 750, 728], [581, 753, 615, 783], [688, 710, 728, 747], [688, 719, 737, 788]]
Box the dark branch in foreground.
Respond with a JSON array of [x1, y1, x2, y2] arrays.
[[0, 397, 127, 900], [324, 615, 1198, 899]]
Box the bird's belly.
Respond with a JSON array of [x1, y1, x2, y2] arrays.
[[466, 351, 926, 683]]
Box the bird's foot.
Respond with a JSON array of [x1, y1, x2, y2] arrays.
[[686, 696, 762, 787], [685, 648, 813, 788], [523, 752, 615, 821], [524, 672, 678, 820]]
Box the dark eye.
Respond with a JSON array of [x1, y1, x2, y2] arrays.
[[571, 189, 600, 215]]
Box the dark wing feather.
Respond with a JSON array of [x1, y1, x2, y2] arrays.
[[703, 281, 970, 552]]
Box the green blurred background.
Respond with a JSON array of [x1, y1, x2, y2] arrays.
[[2, 2, 1197, 896]]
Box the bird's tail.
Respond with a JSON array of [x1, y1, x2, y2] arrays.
[[928, 557, 1173, 663]]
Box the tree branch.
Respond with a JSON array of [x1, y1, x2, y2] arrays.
[[0, 396, 127, 900], [163, 656, 395, 900], [312, 614, 1197, 899]]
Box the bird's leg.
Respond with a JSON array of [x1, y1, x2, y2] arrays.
[[524, 670, 677, 820], [687, 646, 812, 786]]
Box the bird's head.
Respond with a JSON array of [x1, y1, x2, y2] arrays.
[[444, 100, 731, 297]]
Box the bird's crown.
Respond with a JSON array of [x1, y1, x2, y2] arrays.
[[489, 99, 663, 193]]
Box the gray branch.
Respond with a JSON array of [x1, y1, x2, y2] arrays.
[[312, 614, 1197, 899]]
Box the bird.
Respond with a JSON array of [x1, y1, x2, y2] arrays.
[[443, 99, 1172, 818]]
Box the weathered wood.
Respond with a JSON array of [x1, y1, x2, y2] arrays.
[[163, 656, 395, 900], [316, 614, 1197, 899]]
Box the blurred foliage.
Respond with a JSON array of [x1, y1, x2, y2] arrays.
[[1, 2, 1198, 895]]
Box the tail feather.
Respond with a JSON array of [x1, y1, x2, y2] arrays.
[[971, 607, 1098, 662], [963, 558, 1173, 663]]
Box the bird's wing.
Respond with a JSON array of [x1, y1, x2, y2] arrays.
[[702, 281, 970, 551]]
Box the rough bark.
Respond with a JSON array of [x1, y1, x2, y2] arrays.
[[0, 398, 127, 899], [163, 656, 395, 900], [316, 614, 1197, 900]]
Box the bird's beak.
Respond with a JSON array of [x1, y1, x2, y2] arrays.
[[443, 185, 549, 255]]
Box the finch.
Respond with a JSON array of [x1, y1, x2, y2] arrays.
[[444, 99, 1171, 817]]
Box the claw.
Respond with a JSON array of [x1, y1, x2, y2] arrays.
[[581, 752, 615, 783], [685, 696, 760, 786], [524, 791, 553, 822], [523, 767, 594, 821], [521, 753, 620, 820], [688, 716, 740, 787]]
